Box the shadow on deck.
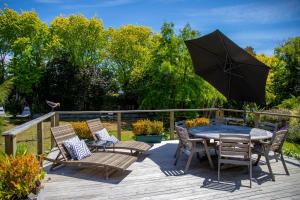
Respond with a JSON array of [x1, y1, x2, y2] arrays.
[[43, 141, 300, 200]]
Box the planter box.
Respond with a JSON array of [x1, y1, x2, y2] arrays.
[[135, 135, 162, 143]]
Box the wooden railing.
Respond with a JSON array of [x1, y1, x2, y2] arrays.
[[2, 108, 300, 155], [2, 112, 59, 155]]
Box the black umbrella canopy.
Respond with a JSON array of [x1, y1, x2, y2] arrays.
[[185, 29, 269, 104]]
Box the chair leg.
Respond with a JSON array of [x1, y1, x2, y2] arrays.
[[274, 152, 279, 162], [264, 150, 275, 181], [218, 160, 221, 182], [174, 143, 180, 158], [254, 155, 261, 166], [184, 152, 194, 174], [203, 140, 214, 169], [249, 163, 252, 188], [174, 148, 181, 166], [280, 152, 290, 175]]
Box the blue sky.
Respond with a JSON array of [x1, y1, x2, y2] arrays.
[[1, 0, 300, 55]]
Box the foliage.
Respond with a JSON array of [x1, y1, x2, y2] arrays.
[[5, 94, 23, 116], [0, 79, 13, 105], [283, 141, 300, 160], [256, 54, 286, 106], [286, 125, 300, 143], [185, 117, 209, 128], [274, 37, 300, 103], [132, 119, 164, 135], [0, 153, 45, 199], [71, 121, 93, 140]]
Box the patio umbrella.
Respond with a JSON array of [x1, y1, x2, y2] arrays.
[[185, 29, 269, 104]]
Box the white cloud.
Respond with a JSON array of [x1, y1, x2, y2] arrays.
[[186, 0, 300, 24]]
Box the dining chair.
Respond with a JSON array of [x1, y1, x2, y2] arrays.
[[218, 134, 252, 188], [252, 129, 289, 181], [174, 126, 214, 173]]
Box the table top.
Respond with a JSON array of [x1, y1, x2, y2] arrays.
[[188, 125, 273, 141]]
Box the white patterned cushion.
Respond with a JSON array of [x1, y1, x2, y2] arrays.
[[69, 140, 92, 160], [63, 136, 80, 159], [108, 135, 119, 144], [95, 128, 111, 141]]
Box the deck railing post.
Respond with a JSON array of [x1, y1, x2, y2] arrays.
[[50, 115, 55, 148], [117, 112, 122, 140], [254, 113, 261, 128], [55, 112, 60, 126], [170, 111, 174, 140], [4, 135, 16, 155], [37, 121, 44, 155]]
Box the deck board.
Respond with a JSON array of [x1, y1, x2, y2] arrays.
[[43, 141, 300, 200]]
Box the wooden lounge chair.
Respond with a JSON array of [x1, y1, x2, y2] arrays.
[[86, 118, 152, 155], [45, 124, 137, 179], [174, 126, 214, 173], [252, 129, 289, 181], [218, 134, 252, 188]]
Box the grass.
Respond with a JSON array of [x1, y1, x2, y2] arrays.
[[283, 141, 300, 160]]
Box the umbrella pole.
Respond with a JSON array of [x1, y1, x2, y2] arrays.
[[243, 102, 247, 124]]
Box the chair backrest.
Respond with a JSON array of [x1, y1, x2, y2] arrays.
[[175, 125, 192, 150], [271, 129, 288, 152], [86, 118, 104, 141], [21, 106, 31, 116], [175, 121, 186, 128], [210, 118, 227, 125], [50, 124, 77, 161], [219, 134, 251, 160], [257, 121, 278, 132]]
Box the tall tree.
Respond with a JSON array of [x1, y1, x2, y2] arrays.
[[274, 37, 300, 102]]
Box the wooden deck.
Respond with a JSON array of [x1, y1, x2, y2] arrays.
[[43, 141, 300, 200]]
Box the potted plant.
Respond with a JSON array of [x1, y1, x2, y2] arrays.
[[0, 146, 45, 200], [132, 119, 164, 143]]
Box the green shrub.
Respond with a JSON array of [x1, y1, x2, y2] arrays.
[[71, 121, 93, 140], [132, 119, 164, 136], [287, 125, 300, 143], [0, 152, 45, 199]]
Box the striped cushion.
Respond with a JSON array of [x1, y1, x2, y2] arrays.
[[108, 135, 119, 144], [63, 136, 80, 159], [95, 128, 111, 141], [69, 140, 92, 160]]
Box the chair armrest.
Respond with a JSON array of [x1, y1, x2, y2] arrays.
[[256, 140, 271, 145]]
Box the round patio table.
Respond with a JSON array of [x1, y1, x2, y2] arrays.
[[188, 125, 273, 141]]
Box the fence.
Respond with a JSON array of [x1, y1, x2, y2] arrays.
[[2, 108, 300, 155]]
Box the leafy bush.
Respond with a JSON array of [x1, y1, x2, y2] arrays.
[[185, 117, 209, 128], [71, 121, 93, 140], [0, 153, 45, 199], [132, 119, 164, 135], [287, 125, 300, 143]]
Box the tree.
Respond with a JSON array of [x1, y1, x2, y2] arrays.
[[244, 46, 256, 56], [256, 54, 286, 106], [274, 37, 300, 102], [49, 15, 106, 67], [140, 23, 224, 109], [107, 25, 156, 107]]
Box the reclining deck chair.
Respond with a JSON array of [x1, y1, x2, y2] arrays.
[[45, 124, 137, 179], [86, 118, 152, 155]]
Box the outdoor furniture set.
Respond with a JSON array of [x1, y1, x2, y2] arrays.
[[174, 122, 289, 188]]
